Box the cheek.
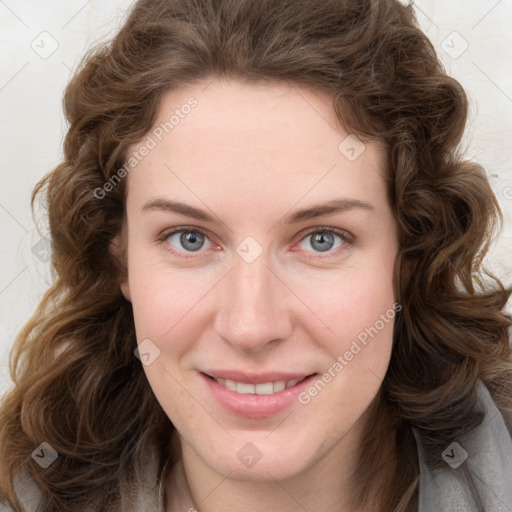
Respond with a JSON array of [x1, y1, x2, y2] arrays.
[[290, 260, 396, 344], [331, 272, 397, 383], [127, 257, 214, 339]]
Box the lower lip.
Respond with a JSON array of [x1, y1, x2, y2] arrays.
[[200, 372, 318, 419]]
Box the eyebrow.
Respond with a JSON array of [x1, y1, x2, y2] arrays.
[[140, 197, 375, 224]]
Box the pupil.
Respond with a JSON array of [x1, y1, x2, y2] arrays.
[[181, 232, 203, 251], [313, 233, 333, 252]]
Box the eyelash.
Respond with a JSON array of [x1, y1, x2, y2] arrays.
[[157, 225, 353, 260]]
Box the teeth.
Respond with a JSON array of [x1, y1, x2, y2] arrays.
[[225, 379, 237, 391], [273, 380, 286, 392], [213, 376, 305, 394], [255, 382, 274, 395], [237, 382, 255, 394]]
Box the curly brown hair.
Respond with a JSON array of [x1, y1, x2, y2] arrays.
[[1, 0, 511, 511]]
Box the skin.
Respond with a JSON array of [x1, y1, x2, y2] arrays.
[[119, 77, 400, 512]]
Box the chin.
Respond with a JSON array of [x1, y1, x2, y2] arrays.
[[197, 436, 316, 482]]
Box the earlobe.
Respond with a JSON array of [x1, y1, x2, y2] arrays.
[[120, 280, 131, 302]]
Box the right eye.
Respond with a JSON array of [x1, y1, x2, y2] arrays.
[[159, 226, 217, 257]]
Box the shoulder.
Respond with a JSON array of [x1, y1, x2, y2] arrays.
[[0, 444, 163, 512], [413, 380, 512, 512]]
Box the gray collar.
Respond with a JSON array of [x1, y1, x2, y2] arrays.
[[413, 381, 512, 511]]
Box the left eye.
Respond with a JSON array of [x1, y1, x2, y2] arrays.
[[298, 229, 346, 253]]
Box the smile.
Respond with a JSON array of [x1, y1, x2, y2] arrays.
[[201, 371, 318, 418], [211, 376, 307, 395]]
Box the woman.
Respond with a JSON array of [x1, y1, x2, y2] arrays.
[[1, 0, 511, 511]]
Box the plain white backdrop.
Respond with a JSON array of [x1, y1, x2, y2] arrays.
[[1, 0, 511, 395]]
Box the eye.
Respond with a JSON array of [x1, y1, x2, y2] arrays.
[[162, 227, 215, 253], [297, 228, 350, 254]]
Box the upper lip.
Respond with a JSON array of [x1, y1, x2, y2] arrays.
[[201, 370, 316, 384]]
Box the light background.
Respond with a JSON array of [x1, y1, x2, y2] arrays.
[[1, 0, 511, 395]]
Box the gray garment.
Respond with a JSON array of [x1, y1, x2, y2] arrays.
[[2, 381, 511, 512], [413, 381, 512, 512]]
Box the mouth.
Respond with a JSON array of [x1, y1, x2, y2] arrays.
[[200, 371, 318, 418], [202, 373, 313, 395]]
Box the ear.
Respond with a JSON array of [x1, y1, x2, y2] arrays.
[[110, 234, 131, 302]]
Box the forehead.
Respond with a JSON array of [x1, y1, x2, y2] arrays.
[[125, 78, 388, 211]]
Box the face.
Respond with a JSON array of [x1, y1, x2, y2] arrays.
[[120, 78, 399, 482]]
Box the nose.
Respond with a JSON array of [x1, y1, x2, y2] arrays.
[[213, 252, 293, 353]]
